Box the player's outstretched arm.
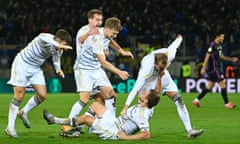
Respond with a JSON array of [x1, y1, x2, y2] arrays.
[[221, 55, 238, 63], [118, 131, 150, 140], [167, 34, 183, 62], [96, 54, 129, 80], [109, 39, 134, 59], [58, 44, 72, 50]]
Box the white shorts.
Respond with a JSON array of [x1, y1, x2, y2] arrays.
[[74, 68, 112, 92], [90, 110, 119, 140], [7, 55, 45, 87], [161, 70, 178, 94], [136, 70, 178, 97]]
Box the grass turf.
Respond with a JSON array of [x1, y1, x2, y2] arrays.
[[0, 92, 240, 144]]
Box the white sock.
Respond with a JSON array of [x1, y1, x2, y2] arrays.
[[22, 95, 41, 114], [105, 97, 116, 116], [68, 100, 86, 118], [54, 117, 71, 125], [84, 108, 95, 117], [174, 101, 192, 132], [7, 99, 21, 130]]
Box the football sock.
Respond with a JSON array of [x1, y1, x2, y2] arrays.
[[7, 98, 21, 130], [54, 117, 71, 125], [221, 88, 229, 104], [85, 108, 95, 117], [197, 88, 209, 100], [172, 95, 192, 132], [22, 95, 42, 114], [68, 100, 86, 118], [105, 96, 116, 116]]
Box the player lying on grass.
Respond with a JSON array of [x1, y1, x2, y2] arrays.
[[43, 89, 160, 140]]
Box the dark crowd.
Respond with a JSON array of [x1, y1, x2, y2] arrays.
[[0, 0, 240, 69]]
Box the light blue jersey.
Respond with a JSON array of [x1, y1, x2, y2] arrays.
[[19, 33, 62, 70], [74, 27, 110, 70]]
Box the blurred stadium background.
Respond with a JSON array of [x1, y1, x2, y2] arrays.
[[0, 0, 240, 93]]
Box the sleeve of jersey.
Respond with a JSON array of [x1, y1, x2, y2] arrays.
[[39, 33, 59, 47], [207, 47, 213, 53], [207, 42, 214, 54], [125, 57, 152, 106], [167, 37, 183, 62], [92, 36, 105, 55], [52, 50, 63, 71]]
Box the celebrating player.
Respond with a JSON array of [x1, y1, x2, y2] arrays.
[[62, 9, 133, 136], [5, 29, 72, 138], [77, 9, 134, 58], [61, 17, 129, 136], [120, 34, 204, 139]]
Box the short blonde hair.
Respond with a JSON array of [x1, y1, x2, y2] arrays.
[[154, 53, 168, 65], [104, 17, 122, 31]]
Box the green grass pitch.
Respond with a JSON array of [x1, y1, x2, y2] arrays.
[[0, 92, 240, 144]]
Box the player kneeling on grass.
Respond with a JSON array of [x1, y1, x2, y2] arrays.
[[43, 90, 159, 140]]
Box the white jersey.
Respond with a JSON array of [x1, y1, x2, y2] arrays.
[[90, 104, 152, 140], [74, 25, 110, 70], [74, 25, 89, 67], [115, 104, 153, 135], [125, 37, 182, 106], [18, 33, 62, 70]]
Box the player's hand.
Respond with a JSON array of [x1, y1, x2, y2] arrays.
[[88, 28, 99, 35], [118, 71, 129, 80], [118, 131, 127, 139], [120, 105, 128, 116], [176, 34, 183, 40], [231, 57, 238, 63], [200, 67, 206, 75], [120, 50, 134, 59], [64, 45, 73, 50], [56, 69, 65, 78]]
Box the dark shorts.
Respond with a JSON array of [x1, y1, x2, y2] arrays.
[[207, 70, 224, 82]]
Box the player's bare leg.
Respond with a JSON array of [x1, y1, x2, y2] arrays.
[[18, 85, 46, 128]]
